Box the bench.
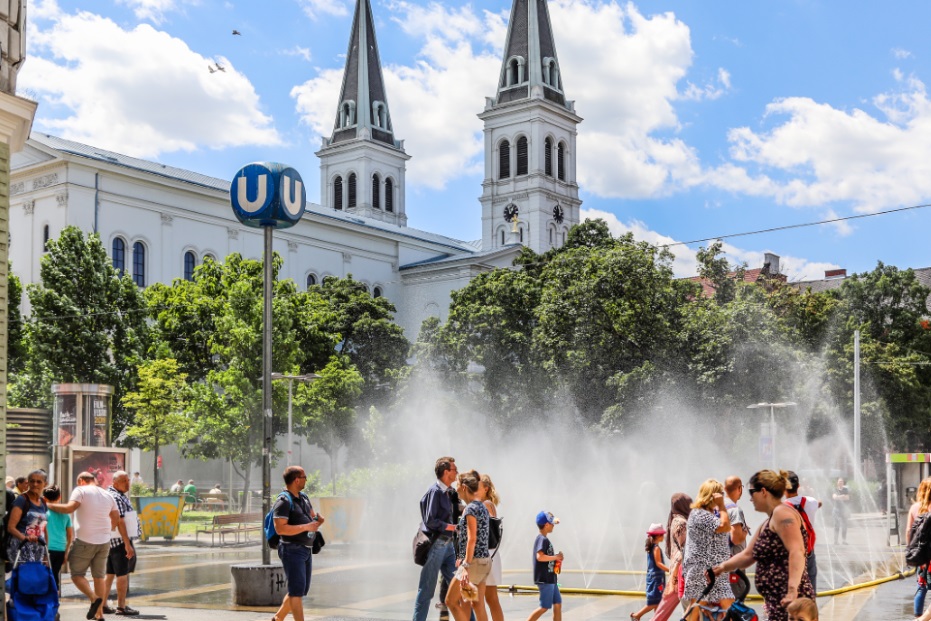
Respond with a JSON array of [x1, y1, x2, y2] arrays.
[[195, 511, 263, 546], [200, 492, 230, 512]]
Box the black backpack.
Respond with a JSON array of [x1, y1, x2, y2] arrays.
[[906, 513, 931, 567]]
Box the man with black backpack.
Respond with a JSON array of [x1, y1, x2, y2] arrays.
[[270, 465, 324, 621], [784, 471, 821, 594]]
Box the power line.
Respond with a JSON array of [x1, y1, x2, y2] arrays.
[[658, 203, 931, 248]]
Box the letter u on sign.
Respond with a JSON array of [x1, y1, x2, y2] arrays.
[[237, 174, 268, 213], [281, 175, 304, 217]]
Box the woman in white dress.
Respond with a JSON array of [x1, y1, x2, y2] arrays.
[[481, 474, 504, 621]]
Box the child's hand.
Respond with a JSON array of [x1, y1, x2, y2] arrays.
[[556, 552, 564, 561]]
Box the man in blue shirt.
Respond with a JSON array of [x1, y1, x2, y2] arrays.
[[413, 456, 458, 621]]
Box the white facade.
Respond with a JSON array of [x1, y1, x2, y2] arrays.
[[8, 0, 579, 339]]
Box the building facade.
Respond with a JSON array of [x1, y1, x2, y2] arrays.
[[8, 0, 581, 340]]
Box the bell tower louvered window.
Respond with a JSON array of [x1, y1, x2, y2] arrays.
[[557, 142, 566, 181], [385, 178, 394, 212], [372, 174, 381, 209], [516, 137, 528, 176], [334, 176, 343, 210], [348, 173, 357, 208], [544, 138, 553, 176], [499, 140, 511, 179]]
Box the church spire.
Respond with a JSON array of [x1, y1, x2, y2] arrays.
[[494, 0, 571, 110], [326, 0, 400, 148]]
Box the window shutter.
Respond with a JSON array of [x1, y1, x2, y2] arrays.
[[385, 178, 394, 212], [372, 174, 380, 209], [499, 140, 511, 179], [517, 137, 528, 176], [557, 143, 565, 181], [544, 138, 552, 176], [348, 173, 357, 208], [334, 176, 343, 210]]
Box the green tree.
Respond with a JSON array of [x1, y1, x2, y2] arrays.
[[696, 241, 746, 305], [122, 358, 191, 489], [15, 226, 149, 436], [7, 268, 25, 376]]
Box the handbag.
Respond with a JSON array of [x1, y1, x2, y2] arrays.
[[413, 527, 434, 566], [488, 516, 503, 550], [311, 530, 326, 554], [12, 548, 53, 596]]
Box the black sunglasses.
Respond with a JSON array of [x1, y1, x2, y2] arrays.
[[749, 486, 766, 496]]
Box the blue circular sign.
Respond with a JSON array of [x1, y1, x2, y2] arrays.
[[230, 162, 306, 229]]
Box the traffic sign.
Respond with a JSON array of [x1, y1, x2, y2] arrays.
[[230, 162, 306, 229]]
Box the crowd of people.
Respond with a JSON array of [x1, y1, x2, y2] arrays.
[[412, 460, 831, 621], [3, 469, 141, 619]]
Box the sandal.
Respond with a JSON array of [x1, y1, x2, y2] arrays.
[[87, 598, 103, 620], [116, 607, 139, 616]]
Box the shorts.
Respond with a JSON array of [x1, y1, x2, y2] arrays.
[[278, 541, 312, 597], [69, 539, 111, 579], [463, 557, 493, 585], [537, 583, 562, 609], [106, 542, 138, 577]]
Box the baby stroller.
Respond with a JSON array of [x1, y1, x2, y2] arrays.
[[4, 544, 59, 621], [681, 568, 757, 621]]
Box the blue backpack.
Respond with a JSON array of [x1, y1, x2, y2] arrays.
[[264, 491, 310, 549]]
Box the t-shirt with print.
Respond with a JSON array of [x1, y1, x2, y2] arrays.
[[456, 500, 490, 560], [725, 501, 749, 555], [70, 484, 117, 545], [46, 511, 72, 552], [533, 534, 556, 584], [272, 491, 315, 546], [12, 494, 47, 541]]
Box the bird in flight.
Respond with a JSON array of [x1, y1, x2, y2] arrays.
[[232, 29, 241, 35], [208, 63, 226, 73], [208, 65, 216, 73], [215, 63, 226, 72]]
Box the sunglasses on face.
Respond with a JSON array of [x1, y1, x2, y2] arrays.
[[749, 487, 765, 496]]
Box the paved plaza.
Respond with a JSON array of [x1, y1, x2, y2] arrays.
[[50, 514, 919, 621]]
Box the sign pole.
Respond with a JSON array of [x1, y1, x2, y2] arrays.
[[262, 225, 273, 566]]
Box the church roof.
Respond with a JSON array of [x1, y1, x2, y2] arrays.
[[494, 0, 570, 110], [15, 133, 477, 254], [325, 0, 401, 149]]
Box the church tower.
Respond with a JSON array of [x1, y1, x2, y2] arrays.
[[317, 0, 410, 226], [479, 0, 582, 252]]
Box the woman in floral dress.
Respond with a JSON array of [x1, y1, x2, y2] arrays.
[[712, 470, 814, 621], [681, 480, 732, 621], [445, 470, 491, 621]]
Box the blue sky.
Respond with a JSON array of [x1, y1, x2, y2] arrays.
[[20, 0, 931, 280]]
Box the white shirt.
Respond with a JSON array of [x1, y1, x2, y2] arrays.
[[70, 484, 118, 545], [785, 494, 819, 524]]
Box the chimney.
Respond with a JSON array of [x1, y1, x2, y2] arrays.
[[763, 252, 780, 275], [825, 268, 847, 279]]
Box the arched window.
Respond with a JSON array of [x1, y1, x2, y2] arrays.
[[372, 101, 386, 129], [372, 173, 381, 209], [557, 142, 566, 181], [500, 229, 505, 246], [333, 176, 343, 210], [506, 56, 525, 86], [549, 228, 554, 245], [544, 137, 553, 176], [340, 100, 356, 127], [499, 140, 511, 179], [516, 136, 528, 176], [347, 173, 357, 208], [183, 251, 196, 281], [43, 225, 50, 252], [543, 58, 560, 89], [132, 241, 146, 287], [112, 238, 126, 275], [306, 273, 317, 288], [373, 286, 383, 298], [203, 253, 216, 263], [385, 178, 394, 213], [519, 227, 524, 243]]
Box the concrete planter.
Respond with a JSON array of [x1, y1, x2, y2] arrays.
[[132, 495, 185, 541], [313, 497, 365, 543]]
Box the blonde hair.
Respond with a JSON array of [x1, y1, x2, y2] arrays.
[[480, 474, 500, 505], [691, 479, 724, 509], [786, 596, 818, 619], [918, 477, 931, 514]]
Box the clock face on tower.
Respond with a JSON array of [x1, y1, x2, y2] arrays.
[[552, 204, 564, 224], [503, 204, 518, 222]]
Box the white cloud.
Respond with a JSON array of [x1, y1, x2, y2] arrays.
[[717, 74, 931, 212], [20, 10, 280, 158], [582, 207, 839, 281], [298, 0, 350, 19], [892, 47, 913, 60], [115, 0, 195, 23], [681, 68, 731, 101], [282, 46, 313, 63]]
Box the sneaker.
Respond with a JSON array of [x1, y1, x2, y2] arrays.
[[116, 607, 140, 616], [434, 603, 448, 611]]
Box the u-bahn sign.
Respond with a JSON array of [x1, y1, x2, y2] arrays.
[[230, 162, 306, 229]]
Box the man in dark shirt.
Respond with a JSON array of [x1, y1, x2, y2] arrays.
[[273, 465, 324, 621], [413, 456, 459, 621]]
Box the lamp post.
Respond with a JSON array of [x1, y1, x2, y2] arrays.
[[747, 402, 797, 468], [271, 373, 320, 466]]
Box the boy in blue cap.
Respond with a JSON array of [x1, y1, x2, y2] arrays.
[[526, 510, 564, 621]]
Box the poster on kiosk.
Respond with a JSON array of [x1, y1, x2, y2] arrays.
[[51, 383, 127, 496]]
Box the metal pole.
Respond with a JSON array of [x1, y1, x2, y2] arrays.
[[287, 379, 293, 466], [261, 226, 273, 566], [854, 329, 861, 476]]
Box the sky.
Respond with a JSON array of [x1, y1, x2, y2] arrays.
[[19, 0, 931, 281]]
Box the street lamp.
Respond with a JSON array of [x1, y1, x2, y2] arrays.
[[747, 402, 797, 468], [271, 373, 320, 466]]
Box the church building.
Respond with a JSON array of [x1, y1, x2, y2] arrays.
[[8, 0, 582, 339]]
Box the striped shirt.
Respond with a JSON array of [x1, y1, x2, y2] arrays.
[[107, 486, 140, 548]]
